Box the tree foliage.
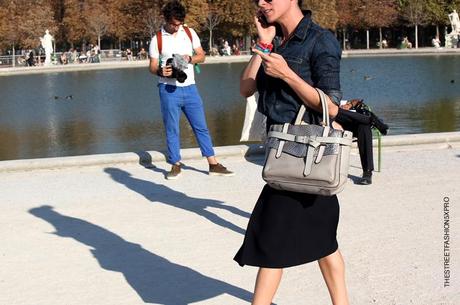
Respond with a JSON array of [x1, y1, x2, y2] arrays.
[[400, 0, 430, 26], [0, 0, 57, 49], [302, 0, 339, 30], [1, 0, 460, 51]]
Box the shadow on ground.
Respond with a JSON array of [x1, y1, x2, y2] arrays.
[[29, 205, 253, 305], [348, 174, 365, 184], [104, 168, 250, 235]]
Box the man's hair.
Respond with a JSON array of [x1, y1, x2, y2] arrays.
[[162, 0, 186, 22]]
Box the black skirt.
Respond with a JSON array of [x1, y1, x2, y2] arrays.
[[234, 184, 340, 268]]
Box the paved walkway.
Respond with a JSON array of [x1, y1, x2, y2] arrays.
[[0, 135, 459, 304]]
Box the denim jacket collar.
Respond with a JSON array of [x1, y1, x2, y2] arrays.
[[293, 17, 312, 41]]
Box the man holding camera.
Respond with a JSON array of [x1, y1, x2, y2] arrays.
[[149, 0, 234, 180]]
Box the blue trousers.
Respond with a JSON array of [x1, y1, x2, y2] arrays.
[[158, 84, 215, 164]]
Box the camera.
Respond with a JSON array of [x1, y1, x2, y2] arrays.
[[351, 100, 389, 135], [165, 54, 188, 83]]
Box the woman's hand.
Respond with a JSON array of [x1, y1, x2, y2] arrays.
[[252, 48, 293, 80], [254, 15, 276, 43]]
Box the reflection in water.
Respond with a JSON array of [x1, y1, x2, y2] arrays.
[[1, 57, 460, 160], [419, 99, 458, 133]]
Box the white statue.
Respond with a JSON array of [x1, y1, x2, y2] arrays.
[[40, 30, 54, 65], [448, 10, 460, 34]]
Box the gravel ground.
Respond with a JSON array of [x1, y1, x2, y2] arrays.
[[0, 143, 459, 305]]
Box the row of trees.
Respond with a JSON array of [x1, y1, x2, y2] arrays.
[[1, 0, 459, 53]]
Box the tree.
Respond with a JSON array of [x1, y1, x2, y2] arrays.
[[203, 4, 222, 52], [63, 0, 91, 47], [20, 1, 58, 48], [302, 0, 339, 30], [399, 0, 429, 48], [425, 0, 449, 38], [361, 0, 398, 49], [182, 0, 208, 29], [143, 8, 163, 39], [213, 0, 255, 37], [86, 2, 111, 49], [336, 0, 361, 49], [0, 0, 57, 65]]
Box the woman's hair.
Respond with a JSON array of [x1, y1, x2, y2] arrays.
[[162, 0, 186, 22]]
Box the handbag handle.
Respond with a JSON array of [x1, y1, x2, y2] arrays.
[[294, 88, 330, 126]]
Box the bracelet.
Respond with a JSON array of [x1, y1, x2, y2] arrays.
[[255, 44, 271, 54], [258, 42, 273, 51], [188, 56, 193, 64]]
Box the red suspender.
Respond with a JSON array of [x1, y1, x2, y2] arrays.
[[183, 26, 193, 45], [156, 30, 162, 54]]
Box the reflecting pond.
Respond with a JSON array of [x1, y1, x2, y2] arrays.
[[1, 55, 459, 160]]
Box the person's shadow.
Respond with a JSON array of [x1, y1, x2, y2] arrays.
[[29, 205, 253, 305], [104, 168, 250, 235]]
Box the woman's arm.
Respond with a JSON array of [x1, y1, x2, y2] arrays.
[[252, 49, 339, 118], [283, 66, 339, 118], [240, 15, 276, 98], [240, 54, 263, 97]]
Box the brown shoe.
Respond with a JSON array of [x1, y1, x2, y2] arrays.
[[166, 164, 181, 180], [209, 163, 235, 176]]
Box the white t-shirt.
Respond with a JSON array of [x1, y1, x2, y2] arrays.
[[149, 25, 201, 87]]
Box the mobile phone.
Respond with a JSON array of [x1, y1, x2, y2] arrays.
[[257, 11, 270, 27]]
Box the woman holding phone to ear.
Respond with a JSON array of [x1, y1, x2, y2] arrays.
[[234, 1, 350, 304]]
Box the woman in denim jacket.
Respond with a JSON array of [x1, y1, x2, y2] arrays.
[[234, 1, 350, 304]]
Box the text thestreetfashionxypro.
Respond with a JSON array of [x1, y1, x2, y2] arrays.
[[443, 196, 451, 287]]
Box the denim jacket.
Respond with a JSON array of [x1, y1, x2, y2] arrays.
[[257, 17, 342, 125]]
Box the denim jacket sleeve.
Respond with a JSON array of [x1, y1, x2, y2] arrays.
[[310, 31, 342, 105]]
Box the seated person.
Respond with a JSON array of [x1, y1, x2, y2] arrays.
[[335, 99, 389, 185], [382, 39, 388, 48], [138, 48, 148, 60], [401, 37, 413, 49], [60, 53, 68, 64], [432, 36, 441, 48]]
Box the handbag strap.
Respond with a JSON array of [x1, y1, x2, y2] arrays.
[[267, 131, 353, 146], [294, 88, 330, 126]]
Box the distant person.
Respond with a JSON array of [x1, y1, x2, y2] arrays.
[[401, 36, 412, 49], [60, 52, 68, 64], [70, 48, 78, 63], [26, 50, 35, 66], [210, 45, 219, 56], [232, 44, 240, 55], [138, 48, 147, 60], [381, 38, 388, 48], [148, 0, 234, 180], [432, 36, 441, 48], [126, 48, 133, 61], [222, 40, 231, 56]]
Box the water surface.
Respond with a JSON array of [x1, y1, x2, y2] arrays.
[[1, 56, 459, 160]]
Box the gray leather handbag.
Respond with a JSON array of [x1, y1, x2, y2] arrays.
[[262, 88, 353, 196]]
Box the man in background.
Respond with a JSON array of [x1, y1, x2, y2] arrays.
[[149, 0, 234, 180]]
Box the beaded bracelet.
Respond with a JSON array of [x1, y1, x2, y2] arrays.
[[255, 43, 272, 54], [258, 42, 274, 51]]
